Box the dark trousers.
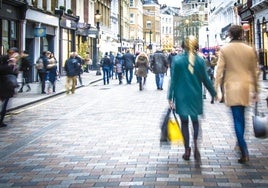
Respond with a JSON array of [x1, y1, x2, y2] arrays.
[[38, 71, 46, 93], [0, 98, 9, 125], [125, 68, 133, 84], [179, 115, 199, 149]]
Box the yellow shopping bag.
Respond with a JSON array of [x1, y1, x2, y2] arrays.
[[167, 114, 184, 144]]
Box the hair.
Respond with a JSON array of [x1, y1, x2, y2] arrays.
[[184, 35, 198, 74], [228, 25, 243, 40]]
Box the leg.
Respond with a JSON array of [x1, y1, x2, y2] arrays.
[[180, 115, 191, 160], [159, 73, 164, 90], [129, 68, 133, 84], [231, 106, 248, 163], [155, 74, 160, 89], [71, 76, 77, 93], [190, 115, 200, 160], [0, 98, 10, 127]]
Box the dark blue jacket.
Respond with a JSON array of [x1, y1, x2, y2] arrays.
[[64, 57, 80, 77]]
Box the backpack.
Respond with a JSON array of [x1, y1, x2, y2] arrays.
[[35, 58, 44, 70]]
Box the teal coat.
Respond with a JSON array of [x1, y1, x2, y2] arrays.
[[167, 52, 216, 117]]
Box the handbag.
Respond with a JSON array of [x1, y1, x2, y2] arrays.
[[252, 102, 268, 138], [160, 108, 184, 144]]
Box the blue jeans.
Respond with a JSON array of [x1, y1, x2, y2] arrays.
[[155, 73, 164, 89], [125, 68, 133, 84], [102, 66, 110, 85], [231, 105, 248, 156]]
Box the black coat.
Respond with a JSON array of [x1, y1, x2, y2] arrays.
[[0, 55, 18, 99]]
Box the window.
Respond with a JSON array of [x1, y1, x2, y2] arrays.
[[130, 13, 134, 24], [146, 21, 152, 29], [130, 0, 134, 7]]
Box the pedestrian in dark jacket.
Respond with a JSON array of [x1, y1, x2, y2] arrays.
[[101, 52, 111, 85], [0, 47, 20, 127], [150, 48, 168, 90], [18, 50, 31, 93], [64, 52, 80, 94], [123, 50, 135, 84], [36, 51, 50, 94]]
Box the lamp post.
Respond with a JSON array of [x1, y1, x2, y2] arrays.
[[206, 27, 209, 53], [95, 10, 101, 75], [148, 30, 152, 50]]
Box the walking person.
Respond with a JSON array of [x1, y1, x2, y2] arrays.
[[168, 36, 216, 161], [74, 52, 84, 86], [18, 50, 31, 93], [64, 52, 80, 94], [114, 52, 124, 85], [123, 50, 135, 84], [215, 25, 259, 163], [47, 52, 57, 93], [36, 51, 50, 94], [100, 52, 111, 85], [135, 52, 150, 91], [0, 47, 20, 127], [109, 51, 115, 79], [150, 48, 168, 90]]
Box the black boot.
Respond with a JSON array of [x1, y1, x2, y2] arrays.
[[182, 147, 191, 160], [26, 85, 31, 92], [18, 88, 23, 93], [194, 140, 201, 161]]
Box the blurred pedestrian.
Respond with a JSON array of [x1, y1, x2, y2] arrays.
[[18, 50, 31, 93], [114, 52, 124, 84], [168, 36, 216, 161], [0, 47, 20, 127], [109, 51, 115, 79], [36, 51, 50, 94], [83, 52, 92, 73], [74, 52, 84, 86], [150, 48, 168, 90], [123, 50, 135, 84], [135, 52, 150, 91], [215, 25, 259, 163], [100, 52, 111, 85], [64, 52, 80, 94], [167, 48, 177, 75], [47, 52, 57, 93]]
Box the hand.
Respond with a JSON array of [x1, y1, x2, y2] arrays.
[[168, 100, 175, 110], [216, 86, 222, 102]]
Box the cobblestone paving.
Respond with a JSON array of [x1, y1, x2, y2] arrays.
[[0, 73, 268, 188]]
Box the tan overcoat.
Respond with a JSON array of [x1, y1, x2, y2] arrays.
[[215, 40, 259, 107]]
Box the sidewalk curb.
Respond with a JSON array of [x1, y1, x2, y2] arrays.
[[7, 77, 102, 112]]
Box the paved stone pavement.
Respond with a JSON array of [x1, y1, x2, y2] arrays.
[[0, 71, 268, 188]]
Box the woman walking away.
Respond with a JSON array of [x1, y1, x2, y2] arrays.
[[168, 36, 216, 161], [18, 50, 31, 93], [135, 52, 150, 91]]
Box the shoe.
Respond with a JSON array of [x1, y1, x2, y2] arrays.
[[18, 88, 23, 93], [194, 148, 201, 161], [26, 87, 31, 92], [0, 123, 7, 127], [238, 156, 249, 163], [182, 148, 191, 160], [41, 92, 46, 94]]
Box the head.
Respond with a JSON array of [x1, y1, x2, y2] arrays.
[[228, 25, 243, 40], [184, 35, 198, 53], [105, 52, 109, 56], [45, 51, 51, 57]]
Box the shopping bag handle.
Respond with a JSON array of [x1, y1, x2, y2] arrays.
[[171, 109, 181, 128]]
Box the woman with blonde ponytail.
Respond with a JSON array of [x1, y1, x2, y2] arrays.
[[168, 35, 216, 161]]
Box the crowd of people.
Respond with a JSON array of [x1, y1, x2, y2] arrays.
[[0, 25, 264, 165]]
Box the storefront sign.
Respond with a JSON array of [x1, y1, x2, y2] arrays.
[[34, 27, 46, 37]]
